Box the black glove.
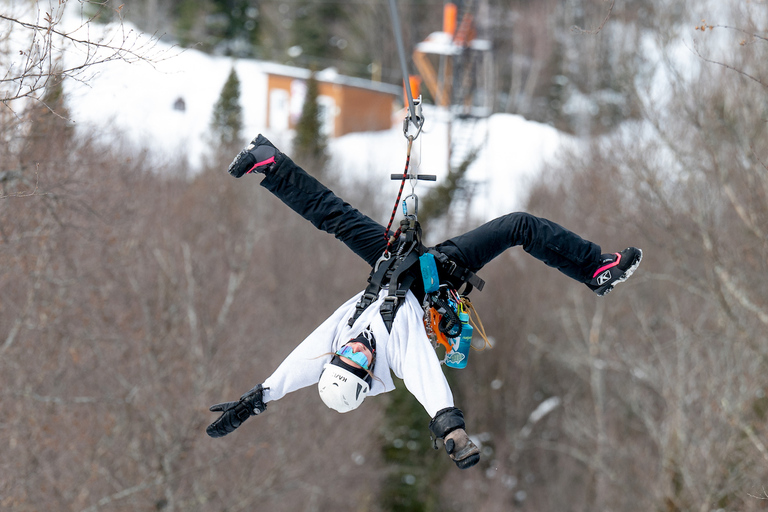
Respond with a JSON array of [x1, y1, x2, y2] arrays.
[[444, 429, 481, 469], [429, 406, 481, 470], [206, 384, 267, 438]]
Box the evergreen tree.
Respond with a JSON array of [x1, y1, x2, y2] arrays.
[[379, 380, 450, 512], [377, 144, 482, 511], [210, 67, 243, 149], [174, 0, 203, 48], [291, 0, 345, 62], [174, 0, 260, 56], [214, 0, 260, 45], [418, 147, 480, 231], [20, 67, 74, 163], [37, 73, 73, 138], [293, 72, 328, 169]]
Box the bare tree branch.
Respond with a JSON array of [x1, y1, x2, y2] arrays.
[[571, 0, 615, 35], [1, 1, 175, 109], [688, 27, 768, 89]]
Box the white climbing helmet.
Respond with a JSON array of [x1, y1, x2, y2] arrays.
[[317, 362, 371, 413]]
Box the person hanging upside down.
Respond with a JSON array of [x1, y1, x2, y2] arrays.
[[205, 134, 643, 470]]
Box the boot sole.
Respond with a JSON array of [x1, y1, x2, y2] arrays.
[[597, 249, 643, 297]]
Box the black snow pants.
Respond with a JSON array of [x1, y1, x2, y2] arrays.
[[260, 154, 602, 284]]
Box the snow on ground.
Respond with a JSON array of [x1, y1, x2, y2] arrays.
[[49, 4, 573, 221], [330, 112, 571, 221]]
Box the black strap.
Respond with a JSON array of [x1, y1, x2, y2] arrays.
[[348, 255, 397, 327], [380, 251, 420, 331], [348, 223, 485, 332], [428, 249, 485, 292]]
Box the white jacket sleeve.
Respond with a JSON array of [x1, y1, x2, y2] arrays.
[[386, 293, 454, 418], [261, 294, 359, 403], [261, 289, 454, 419]]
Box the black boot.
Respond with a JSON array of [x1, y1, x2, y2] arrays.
[[228, 135, 283, 178], [587, 247, 643, 296]]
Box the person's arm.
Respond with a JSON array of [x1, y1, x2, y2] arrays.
[[387, 294, 454, 418], [260, 307, 348, 402], [206, 293, 360, 437], [387, 294, 480, 469]]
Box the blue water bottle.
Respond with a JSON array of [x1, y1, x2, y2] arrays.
[[445, 311, 472, 369]]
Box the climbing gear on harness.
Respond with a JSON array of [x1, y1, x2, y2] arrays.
[[349, 221, 485, 334], [423, 287, 491, 366], [419, 252, 440, 294], [428, 286, 463, 339], [206, 383, 268, 438], [460, 297, 491, 350], [424, 287, 466, 367], [445, 305, 472, 369]]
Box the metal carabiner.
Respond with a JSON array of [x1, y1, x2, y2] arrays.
[[374, 251, 391, 272], [402, 193, 418, 220], [402, 96, 424, 141]]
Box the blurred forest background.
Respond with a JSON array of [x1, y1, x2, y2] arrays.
[[3, 0, 768, 511]]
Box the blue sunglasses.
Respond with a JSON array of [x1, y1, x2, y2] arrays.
[[336, 344, 370, 370]]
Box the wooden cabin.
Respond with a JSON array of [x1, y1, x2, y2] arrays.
[[260, 63, 402, 138]]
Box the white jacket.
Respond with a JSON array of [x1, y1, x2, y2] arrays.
[[262, 288, 454, 418]]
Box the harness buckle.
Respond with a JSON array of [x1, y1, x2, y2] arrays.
[[234, 402, 252, 422], [380, 296, 399, 332], [380, 295, 398, 313]]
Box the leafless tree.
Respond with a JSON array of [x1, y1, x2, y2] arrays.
[[1, 0, 169, 111]]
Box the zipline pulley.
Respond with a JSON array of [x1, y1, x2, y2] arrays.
[[388, 0, 425, 142], [402, 95, 424, 141]]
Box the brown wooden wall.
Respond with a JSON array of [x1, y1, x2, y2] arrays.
[[266, 74, 395, 137]]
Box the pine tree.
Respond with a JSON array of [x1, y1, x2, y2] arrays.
[[291, 0, 345, 62], [379, 379, 450, 512], [20, 67, 74, 163], [210, 67, 243, 149], [418, 147, 480, 230], [293, 72, 328, 169], [376, 151, 483, 510]]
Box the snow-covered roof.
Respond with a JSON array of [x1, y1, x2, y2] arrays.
[[258, 62, 402, 96], [415, 31, 492, 56]]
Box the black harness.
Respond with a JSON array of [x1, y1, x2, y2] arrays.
[[348, 219, 485, 332]]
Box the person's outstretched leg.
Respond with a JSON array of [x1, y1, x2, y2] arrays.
[[434, 212, 641, 295], [434, 212, 600, 280], [228, 135, 388, 267]]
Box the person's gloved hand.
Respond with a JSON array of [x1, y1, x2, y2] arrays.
[[206, 384, 267, 438], [428, 406, 481, 470], [444, 428, 480, 469]]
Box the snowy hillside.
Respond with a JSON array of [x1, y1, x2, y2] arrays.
[[57, 9, 573, 221]]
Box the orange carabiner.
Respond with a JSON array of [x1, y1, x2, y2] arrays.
[[428, 307, 452, 353]]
